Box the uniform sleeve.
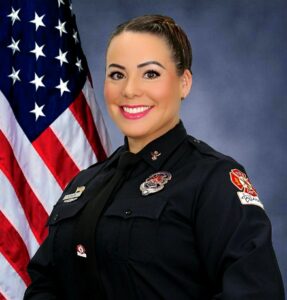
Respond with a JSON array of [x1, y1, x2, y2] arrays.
[[194, 160, 285, 300], [24, 174, 79, 299], [24, 235, 58, 299]]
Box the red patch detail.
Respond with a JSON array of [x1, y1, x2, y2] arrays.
[[229, 169, 258, 197]]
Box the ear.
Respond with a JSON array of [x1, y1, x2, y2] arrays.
[[180, 69, 192, 99]]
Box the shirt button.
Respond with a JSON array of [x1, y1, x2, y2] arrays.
[[53, 213, 59, 221], [124, 209, 132, 216]]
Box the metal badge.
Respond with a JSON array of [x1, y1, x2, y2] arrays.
[[63, 186, 85, 203], [76, 244, 87, 258], [140, 171, 172, 196], [150, 150, 161, 161]]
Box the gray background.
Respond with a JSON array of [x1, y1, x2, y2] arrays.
[[73, 0, 287, 293]]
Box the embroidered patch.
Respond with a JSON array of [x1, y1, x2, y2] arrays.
[[229, 169, 264, 209]]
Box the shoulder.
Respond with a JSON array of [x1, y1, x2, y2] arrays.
[[185, 134, 244, 177], [185, 135, 264, 210]]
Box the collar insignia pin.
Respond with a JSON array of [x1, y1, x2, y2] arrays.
[[140, 171, 172, 196], [63, 186, 85, 203], [151, 150, 161, 161], [76, 244, 87, 258]]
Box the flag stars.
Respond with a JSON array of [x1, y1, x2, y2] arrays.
[[56, 78, 70, 96], [30, 102, 45, 121], [7, 38, 20, 54], [55, 20, 67, 36], [30, 73, 45, 91], [55, 49, 68, 66], [30, 42, 46, 60], [73, 29, 79, 43], [30, 12, 45, 31], [7, 7, 21, 25], [75, 58, 83, 72], [8, 67, 21, 85], [58, 0, 65, 7]]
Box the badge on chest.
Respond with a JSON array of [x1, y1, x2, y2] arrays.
[[140, 171, 172, 196]]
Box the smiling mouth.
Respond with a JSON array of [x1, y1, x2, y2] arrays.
[[120, 105, 153, 119]]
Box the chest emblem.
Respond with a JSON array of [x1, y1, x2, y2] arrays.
[[140, 171, 172, 196], [63, 186, 85, 203]]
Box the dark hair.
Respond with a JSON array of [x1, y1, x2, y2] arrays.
[[108, 15, 192, 76]]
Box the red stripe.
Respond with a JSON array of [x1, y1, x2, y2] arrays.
[[0, 132, 48, 244], [0, 212, 31, 286], [69, 91, 107, 162], [33, 127, 80, 189], [0, 292, 6, 300]]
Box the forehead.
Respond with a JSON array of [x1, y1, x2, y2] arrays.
[[106, 31, 173, 64]]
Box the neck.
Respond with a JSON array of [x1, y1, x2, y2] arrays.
[[127, 118, 180, 153]]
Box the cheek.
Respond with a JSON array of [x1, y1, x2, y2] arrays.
[[149, 78, 180, 105], [104, 82, 117, 105]]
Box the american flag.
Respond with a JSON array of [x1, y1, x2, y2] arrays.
[[0, 0, 110, 299]]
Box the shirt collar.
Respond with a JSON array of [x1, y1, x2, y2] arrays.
[[124, 120, 188, 170]]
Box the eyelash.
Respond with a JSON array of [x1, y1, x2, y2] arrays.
[[108, 70, 161, 80], [143, 70, 160, 79], [108, 71, 124, 80]]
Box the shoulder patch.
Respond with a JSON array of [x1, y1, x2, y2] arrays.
[[229, 169, 264, 209]]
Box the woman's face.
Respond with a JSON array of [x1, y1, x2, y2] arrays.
[[104, 31, 191, 149]]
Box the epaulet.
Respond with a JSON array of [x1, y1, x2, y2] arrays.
[[187, 135, 237, 163]]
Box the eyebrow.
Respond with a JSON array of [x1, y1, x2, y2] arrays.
[[107, 61, 166, 70]]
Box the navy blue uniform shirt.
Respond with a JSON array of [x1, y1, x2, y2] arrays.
[[24, 122, 284, 299]]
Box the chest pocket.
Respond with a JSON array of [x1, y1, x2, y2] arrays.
[[98, 195, 168, 263], [47, 200, 89, 226]]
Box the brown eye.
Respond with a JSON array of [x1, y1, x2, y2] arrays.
[[109, 71, 124, 80], [144, 70, 160, 79]]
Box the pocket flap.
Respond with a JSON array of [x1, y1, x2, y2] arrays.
[[104, 196, 168, 220], [47, 197, 90, 225]]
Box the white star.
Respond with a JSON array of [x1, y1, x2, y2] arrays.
[[30, 12, 45, 31], [56, 78, 70, 96], [30, 102, 45, 121], [58, 0, 65, 7], [73, 29, 79, 43], [30, 42, 46, 60], [7, 38, 20, 54], [30, 73, 45, 91], [55, 20, 67, 37], [7, 7, 21, 25], [8, 67, 21, 85], [55, 49, 68, 66], [75, 57, 83, 71]]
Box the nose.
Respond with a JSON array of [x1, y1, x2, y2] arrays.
[[122, 76, 143, 99]]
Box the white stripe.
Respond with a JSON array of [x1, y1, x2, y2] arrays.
[[82, 78, 112, 155], [0, 91, 62, 214], [0, 171, 39, 257], [0, 253, 26, 300], [51, 107, 97, 170]]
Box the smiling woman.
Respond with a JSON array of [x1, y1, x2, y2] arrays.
[[24, 15, 285, 300], [104, 31, 192, 153]]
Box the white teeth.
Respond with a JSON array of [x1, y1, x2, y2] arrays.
[[122, 106, 150, 114]]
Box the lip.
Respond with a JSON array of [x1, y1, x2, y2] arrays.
[[120, 105, 153, 120]]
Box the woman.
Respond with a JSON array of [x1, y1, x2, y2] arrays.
[[24, 15, 284, 299]]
